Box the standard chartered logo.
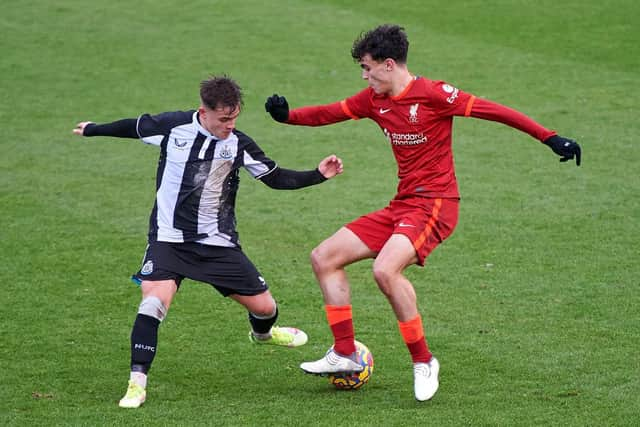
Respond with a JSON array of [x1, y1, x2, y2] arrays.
[[384, 128, 427, 145]]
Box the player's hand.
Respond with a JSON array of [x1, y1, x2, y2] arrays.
[[265, 94, 289, 123], [318, 154, 343, 179], [543, 135, 581, 166], [73, 121, 94, 136]]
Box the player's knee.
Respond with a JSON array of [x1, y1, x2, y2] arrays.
[[310, 246, 324, 273], [250, 303, 277, 319], [138, 296, 168, 322], [311, 244, 337, 274], [246, 293, 277, 317], [372, 265, 394, 293]]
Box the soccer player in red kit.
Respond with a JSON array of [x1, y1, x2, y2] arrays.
[[265, 24, 580, 401]]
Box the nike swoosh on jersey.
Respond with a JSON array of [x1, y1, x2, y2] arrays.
[[379, 108, 391, 114], [398, 222, 416, 227]]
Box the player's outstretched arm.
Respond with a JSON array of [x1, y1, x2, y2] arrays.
[[543, 135, 582, 166], [467, 98, 581, 166], [72, 118, 139, 138], [259, 155, 344, 190], [265, 94, 349, 126]]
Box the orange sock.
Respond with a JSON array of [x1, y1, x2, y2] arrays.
[[398, 315, 432, 364], [325, 305, 356, 355]]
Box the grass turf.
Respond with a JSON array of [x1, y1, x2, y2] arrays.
[[1, 0, 638, 425]]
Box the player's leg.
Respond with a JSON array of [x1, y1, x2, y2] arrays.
[[192, 245, 307, 348], [301, 226, 377, 375], [375, 197, 459, 401], [374, 233, 431, 363], [312, 227, 377, 354], [132, 280, 177, 374], [373, 234, 420, 320], [233, 291, 308, 347], [120, 241, 183, 408], [311, 226, 375, 305], [374, 234, 439, 401], [119, 279, 177, 408]]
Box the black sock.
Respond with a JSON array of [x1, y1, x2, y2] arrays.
[[248, 306, 278, 335], [130, 313, 160, 374]]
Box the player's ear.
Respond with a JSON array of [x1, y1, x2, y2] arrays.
[[384, 58, 395, 71]]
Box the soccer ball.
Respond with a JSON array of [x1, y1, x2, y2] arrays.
[[328, 340, 374, 390]]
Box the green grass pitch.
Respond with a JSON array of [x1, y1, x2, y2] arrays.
[[1, 0, 638, 425]]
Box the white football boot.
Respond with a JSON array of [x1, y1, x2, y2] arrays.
[[414, 357, 439, 401], [300, 348, 364, 375]]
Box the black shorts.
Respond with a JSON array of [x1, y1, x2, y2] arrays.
[[132, 241, 269, 297]]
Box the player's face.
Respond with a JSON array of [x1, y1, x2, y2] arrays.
[[359, 54, 392, 94], [199, 104, 240, 139]]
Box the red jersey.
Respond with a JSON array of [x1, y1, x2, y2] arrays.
[[287, 76, 556, 199]]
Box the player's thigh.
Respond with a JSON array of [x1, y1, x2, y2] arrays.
[[374, 234, 418, 275], [313, 226, 377, 268]]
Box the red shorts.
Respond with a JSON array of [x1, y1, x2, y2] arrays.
[[345, 197, 459, 266]]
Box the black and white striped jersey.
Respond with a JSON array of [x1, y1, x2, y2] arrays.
[[136, 110, 277, 247]]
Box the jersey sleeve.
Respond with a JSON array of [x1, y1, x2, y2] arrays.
[[236, 133, 278, 178], [423, 80, 555, 141], [137, 111, 192, 146], [259, 167, 327, 189], [82, 119, 139, 138], [468, 97, 557, 142], [287, 101, 351, 126], [286, 87, 373, 126]]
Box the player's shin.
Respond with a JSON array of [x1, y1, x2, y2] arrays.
[[398, 315, 432, 363], [130, 296, 167, 378], [326, 305, 356, 356], [248, 305, 278, 338]]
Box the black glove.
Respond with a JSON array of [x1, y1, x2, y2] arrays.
[[543, 135, 581, 166], [265, 94, 289, 123]]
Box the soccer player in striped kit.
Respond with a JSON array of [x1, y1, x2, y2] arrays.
[[73, 75, 344, 408], [265, 24, 580, 401]]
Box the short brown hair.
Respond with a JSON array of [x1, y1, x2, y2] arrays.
[[351, 24, 409, 64], [199, 76, 243, 110]]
